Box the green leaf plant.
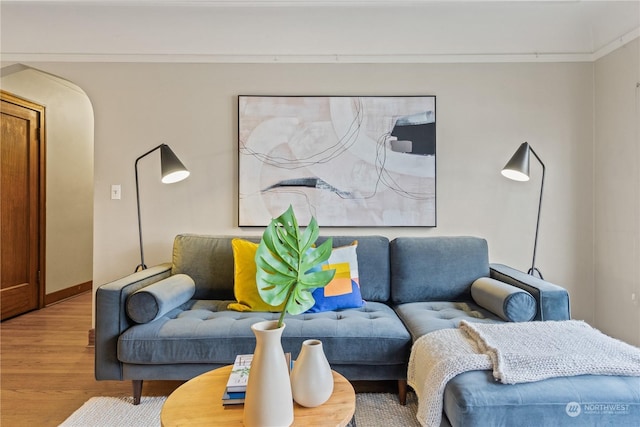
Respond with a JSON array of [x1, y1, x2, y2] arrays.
[[255, 205, 336, 329]]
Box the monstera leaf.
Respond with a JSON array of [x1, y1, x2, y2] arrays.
[[255, 205, 335, 328]]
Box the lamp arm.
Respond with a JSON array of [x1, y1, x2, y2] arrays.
[[134, 144, 165, 272], [529, 146, 545, 279]]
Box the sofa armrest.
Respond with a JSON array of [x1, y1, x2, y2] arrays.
[[489, 263, 570, 321], [95, 263, 172, 380]]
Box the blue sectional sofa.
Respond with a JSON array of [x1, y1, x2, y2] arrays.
[[95, 234, 639, 426]]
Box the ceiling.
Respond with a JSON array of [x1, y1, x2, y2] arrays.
[[1, 1, 639, 63]]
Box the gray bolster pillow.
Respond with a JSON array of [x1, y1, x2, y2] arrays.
[[126, 274, 195, 324], [471, 277, 536, 322]]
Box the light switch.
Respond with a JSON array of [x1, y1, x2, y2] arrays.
[[111, 184, 121, 200]]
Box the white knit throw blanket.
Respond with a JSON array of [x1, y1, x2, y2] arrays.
[[407, 320, 640, 427]]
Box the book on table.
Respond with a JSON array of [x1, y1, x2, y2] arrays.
[[222, 390, 246, 405], [222, 353, 292, 405], [222, 354, 251, 405], [225, 354, 252, 393]]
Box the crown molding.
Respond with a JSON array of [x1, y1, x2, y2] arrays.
[[0, 52, 596, 64], [592, 27, 640, 61], [0, 0, 498, 5]]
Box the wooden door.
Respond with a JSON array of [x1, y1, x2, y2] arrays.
[[1, 91, 45, 320]]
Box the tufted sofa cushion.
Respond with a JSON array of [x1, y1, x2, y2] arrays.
[[393, 301, 502, 341], [390, 237, 490, 304], [118, 300, 411, 366]]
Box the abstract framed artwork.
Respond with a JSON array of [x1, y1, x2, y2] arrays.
[[238, 95, 436, 227]]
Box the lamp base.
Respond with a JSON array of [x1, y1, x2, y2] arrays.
[[527, 267, 544, 280], [134, 264, 147, 273]]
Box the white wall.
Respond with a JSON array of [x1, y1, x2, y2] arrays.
[[0, 66, 94, 295], [13, 61, 596, 326], [594, 38, 640, 346]]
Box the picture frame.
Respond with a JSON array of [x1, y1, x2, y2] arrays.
[[238, 95, 436, 227]]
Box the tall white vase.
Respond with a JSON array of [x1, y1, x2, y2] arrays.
[[243, 320, 294, 427], [290, 339, 334, 408]]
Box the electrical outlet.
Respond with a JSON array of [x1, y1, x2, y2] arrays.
[[111, 184, 121, 200]]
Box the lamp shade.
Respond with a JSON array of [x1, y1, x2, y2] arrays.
[[501, 142, 531, 182], [160, 144, 190, 184]]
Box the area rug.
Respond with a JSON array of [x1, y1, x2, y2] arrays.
[[59, 393, 420, 426]]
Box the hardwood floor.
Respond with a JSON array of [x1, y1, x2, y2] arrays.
[[0, 292, 181, 426]]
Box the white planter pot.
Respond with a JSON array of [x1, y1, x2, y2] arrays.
[[243, 320, 294, 427], [290, 339, 334, 408]]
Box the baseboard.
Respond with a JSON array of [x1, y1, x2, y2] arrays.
[[45, 280, 92, 306]]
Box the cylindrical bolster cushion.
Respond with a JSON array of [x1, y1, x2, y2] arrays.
[[471, 277, 536, 322], [126, 274, 195, 324]]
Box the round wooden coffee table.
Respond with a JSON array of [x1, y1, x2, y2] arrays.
[[161, 365, 355, 426]]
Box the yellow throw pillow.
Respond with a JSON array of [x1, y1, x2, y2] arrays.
[[227, 238, 285, 312]]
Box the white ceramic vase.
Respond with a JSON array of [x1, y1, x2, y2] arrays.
[[290, 339, 334, 408], [243, 320, 294, 427]]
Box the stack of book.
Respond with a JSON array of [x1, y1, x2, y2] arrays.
[[222, 352, 294, 406], [222, 354, 252, 405]]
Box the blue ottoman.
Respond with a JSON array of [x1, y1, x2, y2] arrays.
[[444, 370, 640, 426]]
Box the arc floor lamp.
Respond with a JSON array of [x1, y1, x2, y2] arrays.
[[501, 142, 545, 279], [135, 144, 190, 272]]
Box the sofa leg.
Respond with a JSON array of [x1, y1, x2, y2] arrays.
[[132, 380, 143, 405], [398, 379, 407, 405]]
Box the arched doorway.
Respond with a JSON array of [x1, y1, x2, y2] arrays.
[[1, 65, 94, 318]]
